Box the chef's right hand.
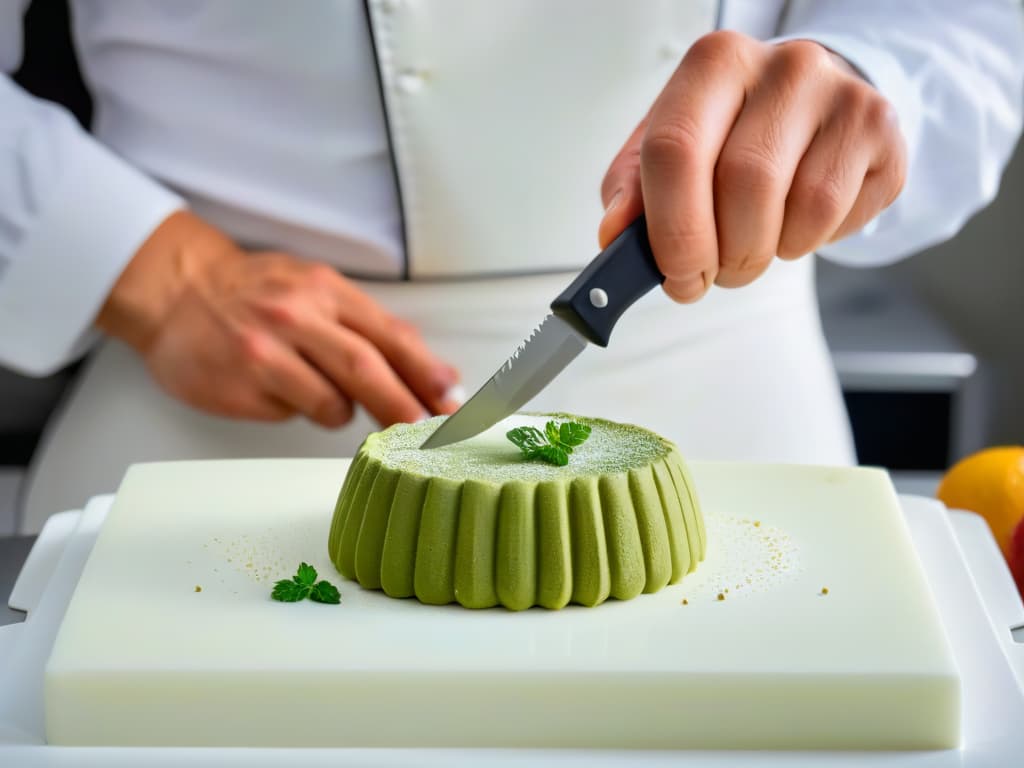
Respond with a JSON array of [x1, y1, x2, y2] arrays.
[[95, 211, 461, 428]]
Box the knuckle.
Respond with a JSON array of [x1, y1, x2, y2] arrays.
[[687, 29, 748, 64], [715, 145, 781, 198], [720, 241, 773, 274], [779, 170, 848, 258], [801, 170, 848, 225], [862, 94, 898, 135], [341, 337, 385, 383], [237, 329, 273, 367], [389, 316, 422, 345], [642, 120, 702, 171], [774, 39, 831, 78], [305, 263, 341, 292], [650, 221, 716, 274], [834, 78, 873, 117], [256, 298, 299, 330]]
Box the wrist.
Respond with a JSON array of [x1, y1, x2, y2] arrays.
[[95, 210, 242, 352]]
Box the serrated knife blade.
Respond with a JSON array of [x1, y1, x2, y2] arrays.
[[419, 315, 587, 449], [420, 216, 665, 450]]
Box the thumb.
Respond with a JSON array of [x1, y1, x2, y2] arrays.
[[598, 117, 648, 249]]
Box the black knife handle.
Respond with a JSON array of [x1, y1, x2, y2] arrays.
[[550, 216, 664, 347]]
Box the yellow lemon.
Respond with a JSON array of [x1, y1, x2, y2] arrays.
[[936, 446, 1024, 558]]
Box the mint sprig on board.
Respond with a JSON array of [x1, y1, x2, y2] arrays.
[[506, 420, 592, 466], [271, 562, 341, 604]]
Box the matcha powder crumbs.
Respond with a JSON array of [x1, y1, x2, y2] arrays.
[[380, 414, 671, 483]]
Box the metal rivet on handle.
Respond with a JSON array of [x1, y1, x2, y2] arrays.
[[589, 288, 609, 309]]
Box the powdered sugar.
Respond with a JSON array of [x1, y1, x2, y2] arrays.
[[372, 413, 672, 483]]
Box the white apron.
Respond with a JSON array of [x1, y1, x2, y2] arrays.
[[19, 1, 854, 533]]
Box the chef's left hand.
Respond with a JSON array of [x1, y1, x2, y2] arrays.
[[599, 32, 907, 302]]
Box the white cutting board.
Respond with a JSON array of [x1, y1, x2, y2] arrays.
[[44, 459, 959, 750]]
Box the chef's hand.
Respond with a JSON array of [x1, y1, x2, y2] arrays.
[[599, 32, 907, 301], [96, 211, 461, 428]]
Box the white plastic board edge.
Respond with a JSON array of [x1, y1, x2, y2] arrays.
[[947, 509, 1024, 692], [8, 511, 82, 613]]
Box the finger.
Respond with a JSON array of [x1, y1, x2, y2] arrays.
[[598, 118, 648, 249], [204, 388, 296, 422], [255, 340, 354, 428], [780, 84, 906, 256], [829, 113, 907, 243], [246, 396, 300, 422], [777, 126, 869, 260], [173, 386, 296, 423], [329, 282, 461, 414], [298, 318, 428, 427], [829, 166, 902, 244], [713, 42, 832, 288], [640, 31, 759, 302]]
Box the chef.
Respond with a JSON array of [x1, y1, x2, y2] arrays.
[[1, 1, 1021, 533]]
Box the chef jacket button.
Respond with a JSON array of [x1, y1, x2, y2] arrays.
[[396, 69, 428, 93]]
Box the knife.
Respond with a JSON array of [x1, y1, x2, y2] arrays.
[[420, 216, 664, 449]]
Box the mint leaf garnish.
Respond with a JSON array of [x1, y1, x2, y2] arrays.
[[271, 579, 310, 602], [294, 562, 318, 587], [506, 420, 591, 466], [507, 426, 547, 454], [536, 444, 569, 466], [558, 421, 591, 448], [310, 580, 341, 604], [272, 564, 341, 604]]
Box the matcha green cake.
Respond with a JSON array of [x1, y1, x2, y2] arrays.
[[327, 413, 705, 610]]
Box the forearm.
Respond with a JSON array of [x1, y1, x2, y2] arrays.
[[0, 76, 184, 375]]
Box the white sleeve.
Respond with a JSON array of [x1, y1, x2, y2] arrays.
[[769, 0, 1024, 267], [0, 2, 184, 376]]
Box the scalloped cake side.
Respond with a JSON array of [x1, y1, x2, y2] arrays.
[[328, 414, 705, 609]]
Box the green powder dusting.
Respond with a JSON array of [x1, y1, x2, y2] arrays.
[[370, 413, 671, 483]]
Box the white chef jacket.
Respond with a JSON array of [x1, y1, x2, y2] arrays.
[[0, 0, 1022, 376], [2, 1, 1023, 535]]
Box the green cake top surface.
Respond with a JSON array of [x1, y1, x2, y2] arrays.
[[363, 413, 674, 484]]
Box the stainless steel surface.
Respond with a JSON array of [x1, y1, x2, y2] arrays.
[[1, 536, 35, 626], [421, 315, 587, 449], [816, 259, 987, 463], [817, 260, 978, 391]]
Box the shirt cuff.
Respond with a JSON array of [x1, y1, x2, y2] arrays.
[[0, 137, 184, 376], [768, 32, 923, 173]]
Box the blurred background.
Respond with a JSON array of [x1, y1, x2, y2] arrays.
[[1, 0, 1022, 533]]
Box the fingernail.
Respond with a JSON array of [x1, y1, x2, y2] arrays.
[[414, 411, 432, 424], [605, 189, 623, 213], [665, 275, 708, 303], [443, 384, 466, 407]]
